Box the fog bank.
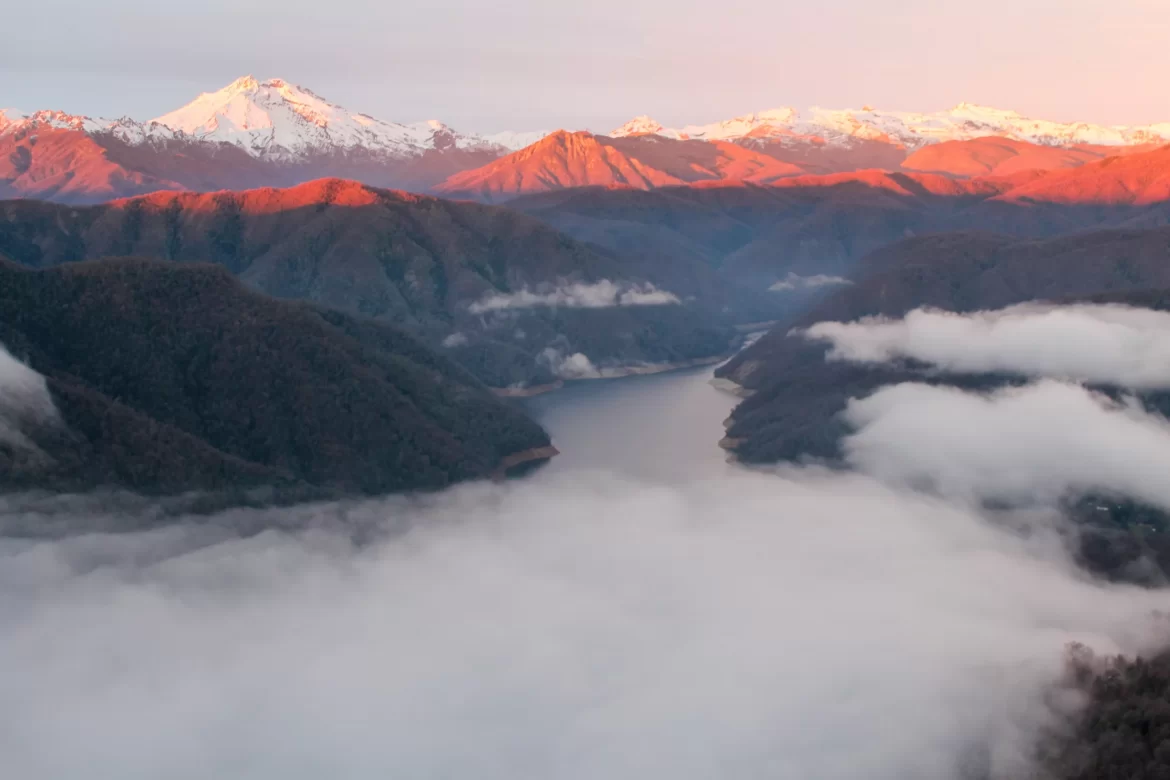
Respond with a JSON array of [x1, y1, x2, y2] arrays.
[[0, 469, 1166, 780], [801, 304, 1170, 388], [3, 365, 1169, 779]]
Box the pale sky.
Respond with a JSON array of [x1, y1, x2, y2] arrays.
[[4, 0, 1168, 133]]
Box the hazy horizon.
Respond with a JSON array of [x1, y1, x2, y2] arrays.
[[4, 0, 1170, 134]]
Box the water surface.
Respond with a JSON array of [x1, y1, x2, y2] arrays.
[[524, 366, 739, 483]]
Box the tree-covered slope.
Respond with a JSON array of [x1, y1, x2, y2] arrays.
[[0, 257, 554, 497]]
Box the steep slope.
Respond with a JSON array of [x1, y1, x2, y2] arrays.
[[993, 144, 1170, 206], [0, 258, 554, 498], [0, 115, 292, 202], [0, 125, 181, 202], [434, 131, 804, 202], [435, 131, 687, 201], [0, 180, 735, 389], [901, 136, 1103, 177]]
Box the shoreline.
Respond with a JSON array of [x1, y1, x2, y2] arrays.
[[709, 376, 756, 398], [570, 355, 726, 381], [492, 445, 561, 480], [491, 355, 729, 398], [490, 380, 565, 398]]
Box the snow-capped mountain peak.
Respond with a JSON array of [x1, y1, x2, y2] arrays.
[[151, 76, 406, 159], [611, 116, 666, 137], [4, 78, 546, 170], [149, 76, 529, 161]]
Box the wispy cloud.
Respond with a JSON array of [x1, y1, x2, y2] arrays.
[[769, 273, 852, 292], [469, 280, 680, 313]]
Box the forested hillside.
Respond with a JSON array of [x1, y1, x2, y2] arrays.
[[0, 257, 554, 498]]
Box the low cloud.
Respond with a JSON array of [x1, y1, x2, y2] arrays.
[[801, 304, 1170, 388], [0, 343, 60, 451], [0, 469, 1165, 779], [539, 347, 602, 379], [769, 273, 852, 292], [469, 280, 680, 313], [844, 380, 1170, 511], [441, 332, 469, 348], [4, 325, 1170, 779]]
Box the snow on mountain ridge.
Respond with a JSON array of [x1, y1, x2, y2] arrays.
[[610, 104, 1170, 149], [612, 116, 667, 136], [149, 76, 543, 161], [152, 76, 437, 160], [0, 107, 188, 148]]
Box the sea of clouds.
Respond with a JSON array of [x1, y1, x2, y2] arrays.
[[2, 469, 1166, 780], [4, 306, 1170, 778]]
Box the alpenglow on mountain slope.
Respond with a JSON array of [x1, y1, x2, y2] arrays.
[[5, 77, 1170, 203]]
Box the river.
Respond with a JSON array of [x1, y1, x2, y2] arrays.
[[522, 365, 739, 483]]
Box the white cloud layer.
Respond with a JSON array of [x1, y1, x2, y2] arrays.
[[469, 280, 680, 313], [0, 469, 1165, 780], [844, 379, 1170, 511], [769, 273, 853, 292], [7, 308, 1170, 779], [801, 304, 1170, 388]]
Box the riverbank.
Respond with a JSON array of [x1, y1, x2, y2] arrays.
[[489, 356, 728, 398]]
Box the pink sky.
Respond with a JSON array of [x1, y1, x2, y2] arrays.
[[3, 0, 1168, 133]]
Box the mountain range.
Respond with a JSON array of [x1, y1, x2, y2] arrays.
[[0, 178, 736, 390], [6, 76, 1170, 203]]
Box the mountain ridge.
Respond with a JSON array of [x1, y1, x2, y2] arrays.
[[6, 78, 1169, 203]]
